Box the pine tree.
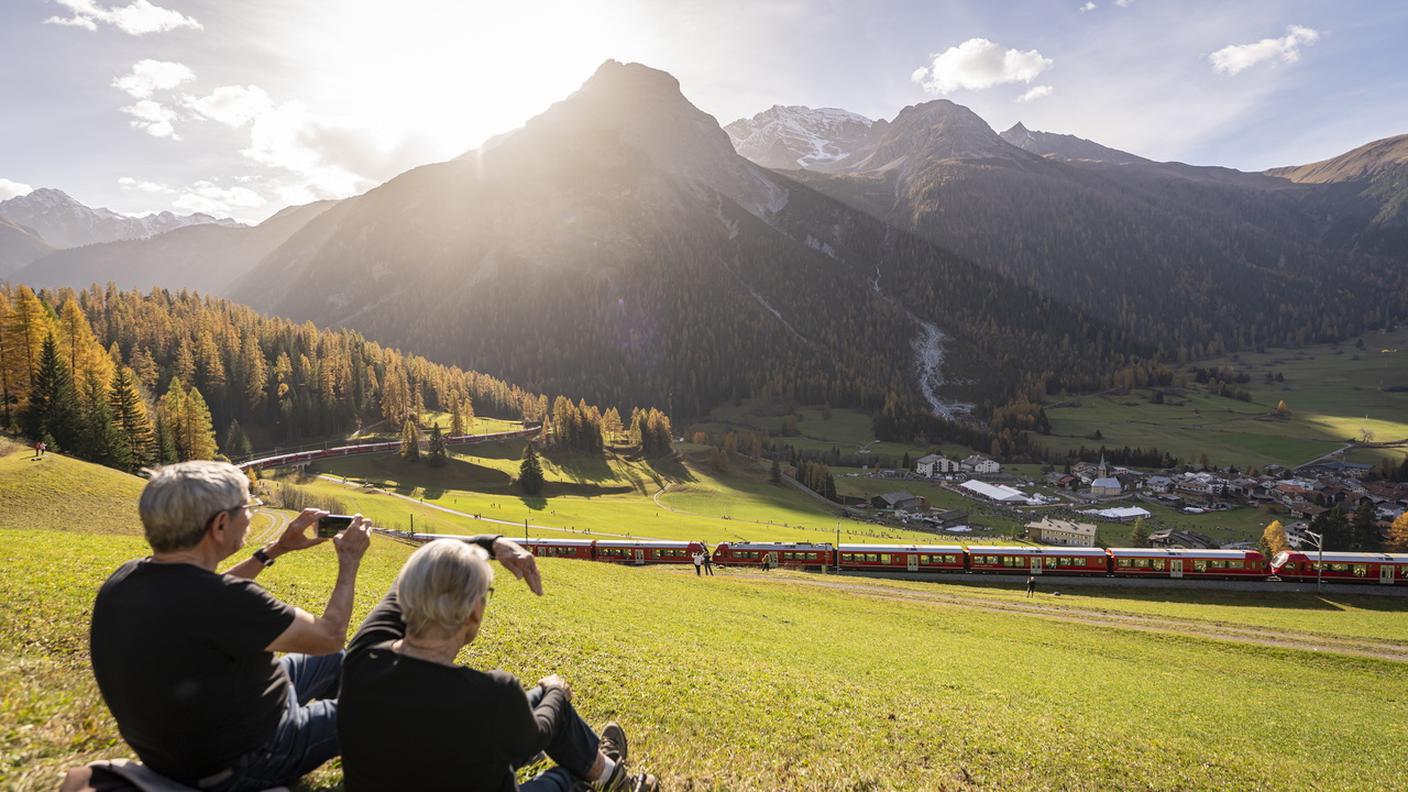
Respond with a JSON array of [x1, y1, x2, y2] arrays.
[[224, 418, 253, 460], [400, 419, 420, 461], [3, 285, 54, 419], [450, 400, 465, 436], [154, 414, 179, 464], [21, 334, 81, 450], [1130, 517, 1150, 548], [427, 424, 448, 467], [519, 442, 544, 495], [1388, 512, 1408, 552], [109, 366, 157, 471], [770, 457, 782, 484], [181, 385, 219, 460], [1350, 500, 1382, 552], [79, 373, 129, 469]]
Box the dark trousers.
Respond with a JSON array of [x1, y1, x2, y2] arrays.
[[516, 685, 602, 791], [695, 564, 702, 576], [201, 652, 343, 791], [703, 562, 714, 576]]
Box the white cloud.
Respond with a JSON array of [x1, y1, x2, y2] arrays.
[[1017, 85, 1055, 103], [172, 180, 266, 215], [242, 100, 368, 198], [913, 38, 1053, 94], [0, 178, 34, 201], [1210, 25, 1318, 75], [121, 99, 179, 139], [44, 0, 201, 35], [118, 176, 173, 193], [183, 85, 274, 127], [1080, 3, 1097, 12], [112, 59, 194, 98], [1114, 0, 1133, 6]]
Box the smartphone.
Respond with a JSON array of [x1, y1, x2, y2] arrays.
[[316, 514, 354, 538]]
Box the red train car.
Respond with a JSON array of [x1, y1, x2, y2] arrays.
[[711, 542, 833, 570], [965, 545, 1109, 575], [1108, 548, 1267, 579], [594, 539, 703, 565], [1271, 551, 1408, 585], [516, 537, 595, 561], [836, 544, 965, 573]]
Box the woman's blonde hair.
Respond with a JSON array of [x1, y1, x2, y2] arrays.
[[396, 539, 495, 639]]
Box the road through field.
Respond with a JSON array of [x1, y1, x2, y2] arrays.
[[732, 571, 1408, 662]]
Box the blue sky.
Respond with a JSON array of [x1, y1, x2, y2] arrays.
[[2, 0, 1405, 223]]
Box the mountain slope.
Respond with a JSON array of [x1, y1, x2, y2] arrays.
[[724, 106, 874, 170], [0, 215, 52, 276], [232, 61, 1122, 418], [1266, 134, 1408, 255], [15, 200, 336, 294], [782, 99, 1404, 356], [0, 188, 239, 249], [999, 122, 1151, 165]]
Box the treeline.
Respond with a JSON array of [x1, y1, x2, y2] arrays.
[[873, 409, 1042, 461], [795, 460, 837, 501], [1064, 445, 1179, 470], [0, 284, 674, 472]]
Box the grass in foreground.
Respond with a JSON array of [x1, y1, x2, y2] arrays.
[[4, 519, 1407, 791]]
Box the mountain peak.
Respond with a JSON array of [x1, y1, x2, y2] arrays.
[[581, 59, 683, 98], [724, 105, 875, 170], [999, 123, 1150, 165]]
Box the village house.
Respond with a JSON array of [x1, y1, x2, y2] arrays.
[[961, 454, 1001, 474], [1141, 475, 1175, 494], [1046, 471, 1079, 489], [1025, 517, 1098, 547], [871, 491, 927, 512], [914, 453, 959, 477]]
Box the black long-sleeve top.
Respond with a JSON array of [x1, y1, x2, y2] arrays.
[[337, 536, 568, 791]]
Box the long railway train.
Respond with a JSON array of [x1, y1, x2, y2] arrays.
[[404, 533, 1408, 586]]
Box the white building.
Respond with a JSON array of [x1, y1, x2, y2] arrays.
[[1080, 506, 1151, 523], [1026, 517, 1098, 547], [915, 453, 959, 477], [962, 454, 1001, 474], [959, 479, 1027, 503], [1090, 476, 1123, 497]]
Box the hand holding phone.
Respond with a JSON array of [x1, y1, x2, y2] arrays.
[[317, 514, 355, 538]]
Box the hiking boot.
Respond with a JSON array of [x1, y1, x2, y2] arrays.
[[601, 764, 658, 792], [600, 722, 628, 763]]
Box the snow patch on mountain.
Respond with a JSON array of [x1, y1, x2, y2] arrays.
[[0, 188, 242, 249], [725, 105, 875, 170]]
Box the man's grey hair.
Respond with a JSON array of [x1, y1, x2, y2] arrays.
[[396, 539, 495, 640], [139, 461, 250, 552]]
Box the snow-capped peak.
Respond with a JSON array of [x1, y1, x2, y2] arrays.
[[724, 105, 875, 170]]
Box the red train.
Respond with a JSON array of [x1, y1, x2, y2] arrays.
[[404, 533, 1408, 586]]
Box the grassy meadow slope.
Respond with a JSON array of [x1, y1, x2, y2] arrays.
[[3, 447, 1408, 790], [1040, 328, 1408, 470]]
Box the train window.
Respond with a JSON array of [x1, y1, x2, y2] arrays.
[[1151, 559, 1166, 570], [1134, 559, 1150, 569], [946, 555, 958, 564], [1353, 565, 1367, 577], [1227, 559, 1242, 569], [1283, 562, 1297, 572], [1331, 563, 1348, 572], [866, 554, 879, 563], [1210, 560, 1227, 569], [1193, 560, 1208, 572], [1117, 559, 1132, 568], [879, 554, 892, 564]]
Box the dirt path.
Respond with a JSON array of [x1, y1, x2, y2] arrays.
[[727, 571, 1408, 662]]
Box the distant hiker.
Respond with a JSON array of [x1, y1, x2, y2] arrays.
[[339, 539, 658, 791], [693, 550, 704, 576], [33, 440, 45, 459], [1026, 574, 1037, 598], [761, 555, 772, 573], [702, 546, 715, 576]]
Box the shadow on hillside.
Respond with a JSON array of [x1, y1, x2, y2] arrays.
[[950, 578, 1408, 612], [646, 453, 695, 484], [541, 448, 619, 484]]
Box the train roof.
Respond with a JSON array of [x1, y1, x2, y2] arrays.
[[1107, 548, 1263, 559], [723, 542, 834, 550], [1274, 550, 1408, 565], [965, 545, 1109, 556], [838, 544, 966, 553], [517, 537, 596, 547], [594, 539, 695, 548]]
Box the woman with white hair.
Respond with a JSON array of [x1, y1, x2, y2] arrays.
[[338, 538, 657, 791]]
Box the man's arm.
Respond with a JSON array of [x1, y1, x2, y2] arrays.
[[267, 515, 371, 655], [226, 508, 329, 581]]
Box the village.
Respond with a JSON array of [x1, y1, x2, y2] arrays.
[[846, 450, 1408, 550]]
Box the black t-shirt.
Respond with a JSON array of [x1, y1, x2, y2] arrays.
[[339, 591, 568, 792], [90, 560, 297, 782]]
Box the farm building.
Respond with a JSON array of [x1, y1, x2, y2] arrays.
[[871, 491, 927, 512], [1025, 517, 1098, 547]]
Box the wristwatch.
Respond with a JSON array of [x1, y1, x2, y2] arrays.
[[252, 547, 275, 567]]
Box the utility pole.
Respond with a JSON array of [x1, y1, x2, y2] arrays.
[[1303, 528, 1325, 593], [525, 517, 529, 542]]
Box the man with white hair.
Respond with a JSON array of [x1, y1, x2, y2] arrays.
[[87, 460, 372, 791], [338, 538, 658, 791]]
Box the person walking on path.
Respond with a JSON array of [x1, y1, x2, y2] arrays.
[[1026, 574, 1037, 598], [33, 440, 45, 459], [692, 550, 704, 576], [702, 545, 714, 576]]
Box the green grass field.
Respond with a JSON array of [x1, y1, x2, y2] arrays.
[[298, 440, 947, 547], [1040, 328, 1408, 470], [3, 449, 1408, 790]]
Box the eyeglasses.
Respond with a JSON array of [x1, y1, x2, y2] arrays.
[[207, 498, 264, 526], [483, 586, 495, 606]]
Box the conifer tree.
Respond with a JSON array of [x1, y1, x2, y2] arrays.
[[427, 424, 448, 467], [154, 414, 179, 464], [109, 366, 157, 471], [224, 418, 253, 460], [1130, 517, 1150, 548], [3, 285, 54, 417], [21, 334, 81, 450], [181, 385, 219, 460], [79, 373, 129, 469], [1350, 500, 1382, 552], [400, 419, 420, 461], [519, 442, 544, 495], [770, 457, 782, 484], [450, 400, 465, 436]]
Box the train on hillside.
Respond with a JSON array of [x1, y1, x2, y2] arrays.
[[404, 534, 1408, 586]]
